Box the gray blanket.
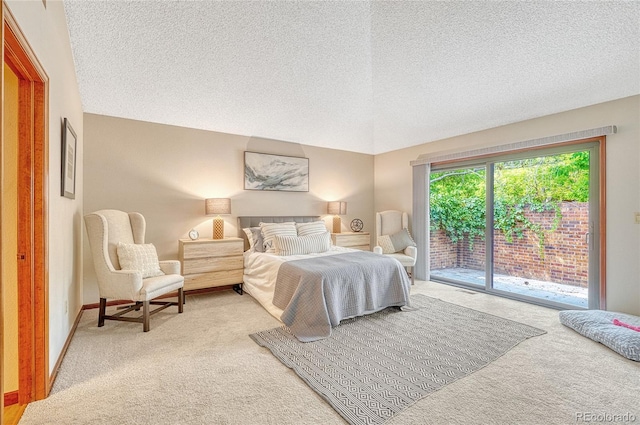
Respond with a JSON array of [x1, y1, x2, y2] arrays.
[[273, 251, 411, 342]]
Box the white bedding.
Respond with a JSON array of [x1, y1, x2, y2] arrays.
[[243, 246, 357, 321]]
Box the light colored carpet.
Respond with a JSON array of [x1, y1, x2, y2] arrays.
[[251, 294, 545, 425], [19, 282, 640, 425]]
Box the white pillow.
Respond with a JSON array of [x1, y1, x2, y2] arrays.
[[274, 232, 331, 256], [296, 221, 328, 237], [116, 242, 165, 278], [260, 222, 297, 253]]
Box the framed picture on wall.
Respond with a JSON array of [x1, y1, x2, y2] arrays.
[[244, 151, 309, 192], [61, 118, 77, 199]]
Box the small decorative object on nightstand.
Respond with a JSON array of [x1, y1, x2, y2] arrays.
[[178, 237, 244, 294], [188, 229, 199, 240], [332, 232, 370, 251], [350, 218, 363, 232]]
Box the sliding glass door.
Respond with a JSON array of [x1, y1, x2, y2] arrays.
[[430, 166, 486, 288], [430, 142, 600, 309], [490, 151, 593, 308]]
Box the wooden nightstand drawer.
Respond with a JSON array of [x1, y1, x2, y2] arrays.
[[182, 256, 243, 275], [332, 232, 370, 251], [183, 269, 243, 290], [348, 244, 370, 251], [181, 239, 243, 258], [178, 237, 244, 292]]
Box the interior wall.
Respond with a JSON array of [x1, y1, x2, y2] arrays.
[[2, 63, 18, 393], [374, 95, 640, 315], [82, 113, 374, 304], [4, 0, 84, 373]]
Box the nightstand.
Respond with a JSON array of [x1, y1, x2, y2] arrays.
[[331, 232, 370, 251], [178, 237, 244, 294]]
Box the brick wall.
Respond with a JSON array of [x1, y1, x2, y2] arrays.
[[429, 229, 458, 269], [430, 202, 589, 287]]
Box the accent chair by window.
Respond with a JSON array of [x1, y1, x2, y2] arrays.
[[374, 210, 417, 285]]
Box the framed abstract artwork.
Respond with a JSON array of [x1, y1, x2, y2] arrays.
[[244, 151, 309, 192], [61, 118, 77, 199]]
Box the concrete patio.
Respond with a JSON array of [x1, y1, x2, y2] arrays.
[[430, 267, 588, 308]]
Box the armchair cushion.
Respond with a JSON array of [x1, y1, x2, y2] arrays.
[[139, 274, 185, 301], [116, 242, 165, 278], [378, 228, 416, 254], [384, 252, 417, 268]]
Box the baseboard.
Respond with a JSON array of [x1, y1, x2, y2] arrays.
[[48, 307, 83, 394], [4, 390, 18, 406]]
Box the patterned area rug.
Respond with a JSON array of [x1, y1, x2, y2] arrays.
[[250, 294, 546, 425]]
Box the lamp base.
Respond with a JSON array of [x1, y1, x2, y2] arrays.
[[213, 217, 225, 239], [332, 216, 341, 233]]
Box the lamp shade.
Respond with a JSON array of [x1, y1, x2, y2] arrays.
[[205, 198, 231, 216], [327, 201, 347, 215]]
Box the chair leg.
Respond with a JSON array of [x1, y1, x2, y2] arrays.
[[98, 298, 107, 327], [178, 288, 184, 313], [143, 300, 150, 332]]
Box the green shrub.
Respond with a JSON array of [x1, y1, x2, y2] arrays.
[[430, 152, 589, 255]]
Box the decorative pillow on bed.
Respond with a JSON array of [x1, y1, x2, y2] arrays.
[[274, 232, 331, 256], [260, 222, 297, 253], [296, 221, 328, 237], [378, 228, 416, 254], [116, 242, 165, 278], [243, 227, 264, 252]]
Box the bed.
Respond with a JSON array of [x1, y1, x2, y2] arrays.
[[239, 216, 411, 341]]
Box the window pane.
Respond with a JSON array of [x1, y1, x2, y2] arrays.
[[491, 152, 589, 307], [429, 166, 486, 287]]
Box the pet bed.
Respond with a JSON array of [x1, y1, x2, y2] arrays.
[[559, 309, 640, 361]]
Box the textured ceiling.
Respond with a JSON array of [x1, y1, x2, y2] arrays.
[[63, 1, 639, 154]]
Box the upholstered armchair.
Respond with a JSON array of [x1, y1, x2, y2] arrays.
[[84, 210, 184, 332], [374, 210, 417, 284]]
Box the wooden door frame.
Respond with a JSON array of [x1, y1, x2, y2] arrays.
[[2, 5, 49, 405], [1, 0, 4, 419]]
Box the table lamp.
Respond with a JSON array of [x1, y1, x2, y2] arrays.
[[327, 201, 347, 233], [205, 198, 231, 239]]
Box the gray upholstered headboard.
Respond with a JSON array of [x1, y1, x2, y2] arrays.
[[237, 216, 321, 251]]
